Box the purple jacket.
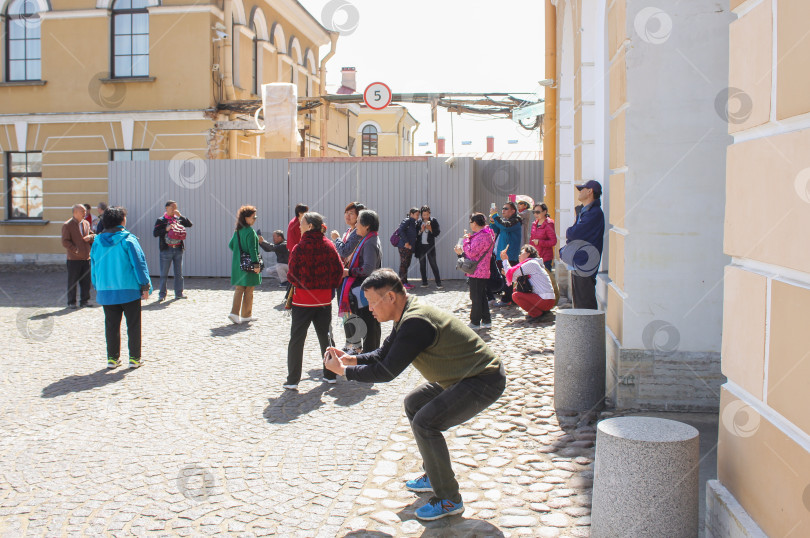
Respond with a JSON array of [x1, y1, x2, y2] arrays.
[[463, 227, 495, 279]]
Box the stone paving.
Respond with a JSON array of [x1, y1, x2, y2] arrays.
[[0, 270, 594, 537]]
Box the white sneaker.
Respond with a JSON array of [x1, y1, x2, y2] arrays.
[[326, 378, 337, 384], [228, 313, 241, 324], [481, 322, 492, 329], [242, 316, 258, 323], [282, 384, 298, 390], [468, 322, 481, 331]]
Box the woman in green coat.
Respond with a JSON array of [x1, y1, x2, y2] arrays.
[[228, 205, 262, 324]]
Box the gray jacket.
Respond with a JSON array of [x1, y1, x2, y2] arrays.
[[348, 234, 383, 279]]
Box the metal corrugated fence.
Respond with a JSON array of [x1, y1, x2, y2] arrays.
[[109, 157, 542, 279]]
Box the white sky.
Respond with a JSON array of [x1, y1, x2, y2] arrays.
[[298, 0, 546, 155]]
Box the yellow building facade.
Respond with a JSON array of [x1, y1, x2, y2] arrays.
[[0, 0, 341, 262], [547, 0, 810, 534], [710, 0, 810, 535], [355, 104, 419, 157]]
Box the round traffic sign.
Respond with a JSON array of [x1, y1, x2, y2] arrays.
[[363, 82, 392, 110]]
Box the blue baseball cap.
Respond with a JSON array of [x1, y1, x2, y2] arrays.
[[575, 180, 602, 196]]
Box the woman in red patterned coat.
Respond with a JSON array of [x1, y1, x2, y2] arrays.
[[284, 212, 345, 390]]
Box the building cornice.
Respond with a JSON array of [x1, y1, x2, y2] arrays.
[[274, 0, 331, 47], [0, 110, 210, 124]]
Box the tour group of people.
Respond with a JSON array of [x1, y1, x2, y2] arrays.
[[63, 180, 605, 521]]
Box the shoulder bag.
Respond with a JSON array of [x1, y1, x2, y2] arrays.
[[236, 229, 263, 273]]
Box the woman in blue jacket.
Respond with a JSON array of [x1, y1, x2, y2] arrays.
[[90, 206, 152, 369], [489, 201, 523, 306], [396, 208, 419, 290]]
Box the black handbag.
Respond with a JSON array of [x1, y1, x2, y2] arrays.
[[515, 266, 533, 294], [236, 229, 263, 273]]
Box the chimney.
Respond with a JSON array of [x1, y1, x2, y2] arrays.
[[486, 136, 495, 153], [341, 67, 357, 93], [437, 137, 446, 155]]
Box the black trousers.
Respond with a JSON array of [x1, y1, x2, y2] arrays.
[[469, 277, 491, 325], [404, 363, 506, 502], [66, 259, 91, 306], [417, 245, 442, 285], [343, 307, 381, 352], [103, 299, 142, 359], [287, 305, 333, 384], [498, 259, 519, 303], [572, 273, 598, 309]]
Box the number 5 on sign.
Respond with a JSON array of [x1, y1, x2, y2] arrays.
[[364, 82, 392, 110]]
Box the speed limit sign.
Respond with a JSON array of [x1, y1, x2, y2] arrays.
[[363, 82, 392, 110]]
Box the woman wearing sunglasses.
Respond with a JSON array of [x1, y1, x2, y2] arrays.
[[530, 203, 556, 272]]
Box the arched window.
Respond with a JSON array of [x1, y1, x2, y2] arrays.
[[6, 0, 42, 81], [112, 0, 150, 78], [250, 21, 258, 95], [362, 125, 378, 156]]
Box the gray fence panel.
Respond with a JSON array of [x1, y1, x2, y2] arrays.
[[109, 159, 289, 279], [362, 159, 429, 277], [425, 157, 475, 281], [290, 160, 358, 241], [473, 160, 544, 213]]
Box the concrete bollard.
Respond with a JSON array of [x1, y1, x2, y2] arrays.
[[554, 309, 606, 413], [591, 417, 700, 537]]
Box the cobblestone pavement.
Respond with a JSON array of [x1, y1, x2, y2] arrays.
[[1, 271, 594, 537]]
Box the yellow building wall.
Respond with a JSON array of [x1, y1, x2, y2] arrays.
[[719, 1, 810, 535]]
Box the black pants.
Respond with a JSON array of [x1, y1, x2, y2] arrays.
[[66, 259, 91, 306], [103, 299, 142, 359], [404, 363, 506, 502], [343, 307, 381, 352], [417, 246, 442, 285], [287, 305, 333, 384], [498, 259, 519, 303], [572, 273, 598, 309], [469, 277, 491, 325]]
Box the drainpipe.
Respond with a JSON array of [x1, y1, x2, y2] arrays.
[[543, 0, 558, 254], [318, 32, 339, 156], [222, 0, 238, 158], [395, 109, 405, 156]]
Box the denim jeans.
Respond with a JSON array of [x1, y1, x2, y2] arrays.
[[158, 248, 184, 298], [404, 363, 506, 502]]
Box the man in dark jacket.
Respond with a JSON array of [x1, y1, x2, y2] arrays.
[[61, 204, 96, 308], [259, 230, 289, 286], [396, 208, 419, 290], [153, 200, 193, 301], [564, 180, 605, 309], [415, 205, 442, 289]]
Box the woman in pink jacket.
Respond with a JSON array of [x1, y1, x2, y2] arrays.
[[454, 213, 496, 331], [530, 203, 557, 271]]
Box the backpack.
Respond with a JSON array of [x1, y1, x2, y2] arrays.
[[166, 218, 186, 246], [389, 228, 401, 247]]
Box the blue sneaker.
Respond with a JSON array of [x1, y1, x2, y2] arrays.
[[405, 473, 432, 492], [415, 497, 464, 520]]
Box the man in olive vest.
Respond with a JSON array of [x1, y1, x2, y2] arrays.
[[324, 268, 506, 521]]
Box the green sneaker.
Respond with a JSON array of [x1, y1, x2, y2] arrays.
[[107, 357, 121, 369], [129, 357, 142, 369]]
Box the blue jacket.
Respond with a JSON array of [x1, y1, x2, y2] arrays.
[[565, 199, 605, 255], [90, 227, 152, 305], [397, 216, 418, 249], [489, 213, 523, 260]]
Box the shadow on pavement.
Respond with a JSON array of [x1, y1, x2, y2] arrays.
[[329, 381, 380, 407], [342, 532, 393, 537], [41, 367, 131, 398], [209, 322, 253, 336], [263, 383, 331, 423], [386, 497, 506, 537], [27, 307, 76, 320]]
